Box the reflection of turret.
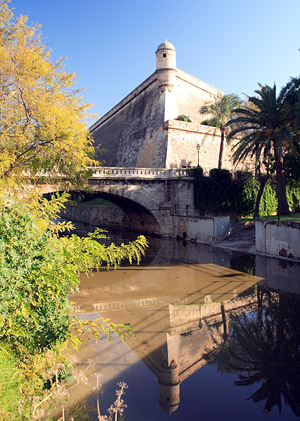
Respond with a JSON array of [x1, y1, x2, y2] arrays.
[[72, 263, 260, 413], [159, 359, 180, 414]]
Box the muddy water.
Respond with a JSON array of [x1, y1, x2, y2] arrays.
[[59, 231, 300, 420]]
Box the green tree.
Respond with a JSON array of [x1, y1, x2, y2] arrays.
[[0, 0, 96, 190], [0, 194, 148, 418], [199, 93, 241, 169], [227, 83, 299, 216]]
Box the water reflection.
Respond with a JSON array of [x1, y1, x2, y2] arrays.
[[209, 289, 300, 417], [63, 234, 300, 420]]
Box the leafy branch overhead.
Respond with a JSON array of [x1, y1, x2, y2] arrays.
[[0, 194, 148, 356], [0, 0, 97, 189]]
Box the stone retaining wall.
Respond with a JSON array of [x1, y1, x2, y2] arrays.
[[256, 220, 300, 260]]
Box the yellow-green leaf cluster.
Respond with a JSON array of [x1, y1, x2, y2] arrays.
[[0, 0, 97, 191]]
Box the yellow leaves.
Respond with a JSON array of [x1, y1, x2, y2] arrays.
[[48, 220, 74, 234], [0, 0, 13, 29], [0, 1, 97, 190], [70, 317, 136, 348]]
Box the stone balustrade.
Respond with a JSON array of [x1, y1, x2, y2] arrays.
[[89, 167, 189, 179]]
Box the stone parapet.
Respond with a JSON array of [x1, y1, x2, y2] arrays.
[[89, 166, 189, 179]]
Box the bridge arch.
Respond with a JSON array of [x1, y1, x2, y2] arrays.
[[43, 187, 162, 236], [40, 168, 198, 238], [80, 191, 161, 236]]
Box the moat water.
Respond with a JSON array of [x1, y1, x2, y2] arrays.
[[59, 226, 300, 420]]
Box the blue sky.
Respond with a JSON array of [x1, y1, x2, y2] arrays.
[[10, 0, 300, 125]]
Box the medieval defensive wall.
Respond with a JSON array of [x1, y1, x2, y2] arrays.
[[90, 41, 254, 173]]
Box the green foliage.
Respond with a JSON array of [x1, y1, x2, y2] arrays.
[[0, 345, 23, 419], [209, 169, 233, 213], [199, 93, 241, 128], [0, 195, 147, 354], [0, 193, 148, 417], [227, 82, 300, 215], [284, 152, 300, 184], [176, 114, 192, 122], [232, 172, 258, 217], [201, 117, 220, 127], [187, 166, 203, 177], [194, 169, 235, 215], [192, 169, 300, 217], [200, 93, 241, 169], [259, 181, 278, 216], [287, 183, 300, 212]]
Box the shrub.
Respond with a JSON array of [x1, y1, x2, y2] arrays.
[[176, 114, 192, 122], [191, 169, 285, 217], [259, 181, 278, 216], [287, 182, 300, 212]]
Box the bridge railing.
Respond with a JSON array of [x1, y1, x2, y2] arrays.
[[88, 167, 189, 179]]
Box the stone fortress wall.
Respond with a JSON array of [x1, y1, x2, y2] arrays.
[[90, 73, 168, 168], [90, 41, 254, 174]]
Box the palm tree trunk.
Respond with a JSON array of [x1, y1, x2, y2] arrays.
[[274, 147, 290, 216], [218, 128, 225, 169]]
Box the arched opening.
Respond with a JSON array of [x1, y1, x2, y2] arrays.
[[94, 192, 161, 236], [49, 190, 161, 237]]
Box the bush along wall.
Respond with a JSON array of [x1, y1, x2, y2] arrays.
[[191, 168, 300, 217]]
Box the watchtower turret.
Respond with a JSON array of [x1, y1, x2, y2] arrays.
[[156, 40, 176, 70], [158, 359, 180, 414], [155, 40, 177, 93]]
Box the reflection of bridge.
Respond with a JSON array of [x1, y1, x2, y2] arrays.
[[86, 167, 229, 241], [71, 262, 260, 414]]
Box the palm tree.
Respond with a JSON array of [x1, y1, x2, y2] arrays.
[[227, 84, 295, 216], [199, 93, 241, 169]]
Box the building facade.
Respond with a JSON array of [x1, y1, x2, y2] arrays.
[[90, 41, 253, 173]]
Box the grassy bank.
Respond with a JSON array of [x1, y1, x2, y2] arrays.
[[232, 213, 300, 224]]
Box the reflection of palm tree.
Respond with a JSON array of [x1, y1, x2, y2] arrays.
[[209, 289, 300, 416]]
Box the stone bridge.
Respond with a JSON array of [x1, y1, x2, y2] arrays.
[[43, 166, 229, 241], [86, 167, 230, 240]]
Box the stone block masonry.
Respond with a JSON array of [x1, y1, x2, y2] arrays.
[[61, 204, 131, 231], [90, 41, 255, 173]]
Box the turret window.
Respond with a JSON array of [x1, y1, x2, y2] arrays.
[[163, 53, 166, 57]]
